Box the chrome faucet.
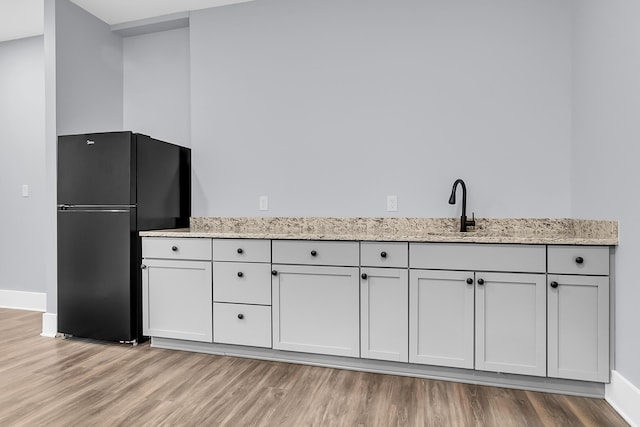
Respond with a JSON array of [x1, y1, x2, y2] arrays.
[[448, 179, 476, 232]]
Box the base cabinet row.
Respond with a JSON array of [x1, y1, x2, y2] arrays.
[[141, 237, 610, 384]]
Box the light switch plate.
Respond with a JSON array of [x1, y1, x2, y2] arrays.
[[22, 184, 29, 197]]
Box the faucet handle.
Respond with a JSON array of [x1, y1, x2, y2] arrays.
[[467, 212, 476, 227]]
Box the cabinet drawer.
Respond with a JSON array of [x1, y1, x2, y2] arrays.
[[213, 239, 271, 263], [142, 237, 212, 261], [410, 243, 545, 273], [213, 303, 271, 348], [548, 246, 609, 275], [213, 262, 271, 305], [272, 240, 359, 266], [361, 242, 408, 268]]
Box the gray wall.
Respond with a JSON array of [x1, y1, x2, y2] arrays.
[[190, 0, 573, 218], [0, 36, 46, 293], [572, 0, 640, 390], [123, 28, 191, 148], [55, 0, 123, 135]]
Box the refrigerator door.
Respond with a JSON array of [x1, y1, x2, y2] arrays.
[[57, 132, 135, 205], [57, 207, 137, 342]]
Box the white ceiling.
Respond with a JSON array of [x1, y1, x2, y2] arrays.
[[0, 0, 43, 42], [0, 0, 253, 43]]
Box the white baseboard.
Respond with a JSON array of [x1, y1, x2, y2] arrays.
[[0, 289, 46, 312], [41, 312, 57, 338], [606, 370, 640, 427]]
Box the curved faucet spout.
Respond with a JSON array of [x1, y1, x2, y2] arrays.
[[448, 179, 467, 217], [448, 179, 475, 232]]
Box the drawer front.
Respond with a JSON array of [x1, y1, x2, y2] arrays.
[[213, 239, 271, 263], [548, 246, 609, 275], [213, 303, 272, 348], [213, 262, 271, 305], [272, 240, 359, 266], [410, 243, 546, 273], [361, 241, 408, 268], [142, 237, 212, 261]]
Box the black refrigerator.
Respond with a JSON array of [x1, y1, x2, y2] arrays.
[[57, 131, 191, 343]]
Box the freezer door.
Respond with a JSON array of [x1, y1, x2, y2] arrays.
[[57, 208, 137, 342], [57, 132, 135, 205]]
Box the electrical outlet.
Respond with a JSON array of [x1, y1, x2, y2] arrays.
[[387, 195, 398, 212], [259, 195, 269, 211], [22, 184, 29, 197]]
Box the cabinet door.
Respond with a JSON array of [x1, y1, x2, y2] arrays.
[[409, 270, 474, 369], [142, 259, 212, 342], [475, 272, 546, 377], [361, 267, 408, 362], [272, 264, 360, 357], [548, 275, 609, 382]]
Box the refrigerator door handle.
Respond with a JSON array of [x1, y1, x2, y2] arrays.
[[58, 204, 136, 210], [62, 209, 133, 213]]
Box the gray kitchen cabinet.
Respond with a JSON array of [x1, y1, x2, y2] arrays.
[[141, 237, 213, 343], [272, 252, 360, 357], [212, 239, 272, 347], [410, 243, 547, 376], [360, 242, 409, 362], [141, 258, 213, 343], [475, 272, 547, 377], [548, 246, 610, 382], [361, 267, 409, 362], [409, 269, 474, 369]]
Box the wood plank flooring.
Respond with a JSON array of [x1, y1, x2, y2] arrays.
[[0, 308, 628, 426]]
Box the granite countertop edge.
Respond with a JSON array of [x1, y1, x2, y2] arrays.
[[139, 217, 619, 246]]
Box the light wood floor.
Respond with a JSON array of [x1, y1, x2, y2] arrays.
[[0, 308, 628, 427]]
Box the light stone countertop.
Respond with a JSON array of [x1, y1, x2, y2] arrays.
[[139, 217, 618, 245]]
